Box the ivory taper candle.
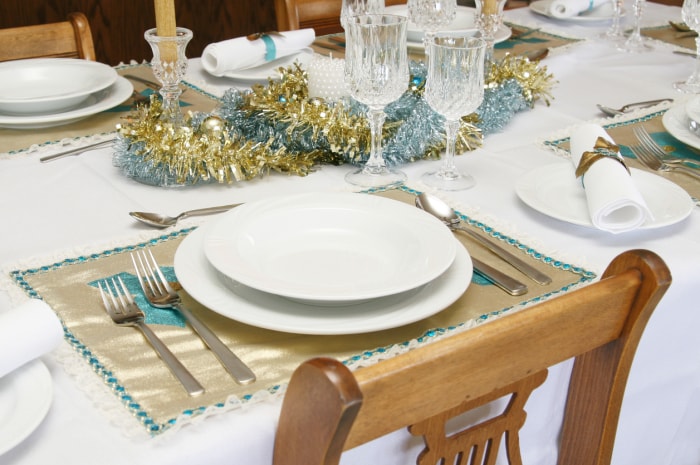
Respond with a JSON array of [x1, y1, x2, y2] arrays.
[[482, 0, 498, 14], [154, 0, 177, 62]]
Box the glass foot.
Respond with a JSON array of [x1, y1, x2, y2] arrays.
[[674, 80, 700, 94], [345, 166, 406, 188], [617, 36, 653, 53], [421, 170, 475, 191]]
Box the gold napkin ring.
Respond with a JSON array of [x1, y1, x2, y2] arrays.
[[575, 136, 630, 179]]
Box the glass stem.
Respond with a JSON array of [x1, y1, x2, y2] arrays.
[[364, 109, 387, 173], [609, 0, 623, 35], [694, 36, 700, 79], [441, 119, 460, 178]]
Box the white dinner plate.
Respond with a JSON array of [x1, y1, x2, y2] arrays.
[[516, 163, 693, 229], [0, 58, 117, 115], [529, 0, 623, 21], [663, 102, 700, 151], [0, 76, 133, 129], [385, 4, 511, 46], [203, 192, 456, 304], [176, 224, 471, 335], [221, 51, 313, 81], [0, 360, 53, 455]]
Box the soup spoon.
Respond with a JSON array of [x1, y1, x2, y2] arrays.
[[416, 192, 551, 285], [596, 98, 673, 116], [130, 203, 241, 228]]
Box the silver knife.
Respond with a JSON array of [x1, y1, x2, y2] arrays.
[[472, 257, 528, 296], [39, 139, 114, 163]]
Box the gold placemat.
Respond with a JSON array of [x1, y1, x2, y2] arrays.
[[544, 109, 700, 201], [0, 63, 222, 155], [312, 26, 582, 62], [8, 187, 594, 435], [495, 23, 583, 59], [642, 25, 695, 50]]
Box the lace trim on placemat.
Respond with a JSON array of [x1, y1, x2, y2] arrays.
[[0, 186, 598, 437]]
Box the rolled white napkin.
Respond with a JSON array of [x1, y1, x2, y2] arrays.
[[0, 299, 63, 378], [570, 124, 653, 233], [201, 29, 316, 77], [548, 0, 610, 18]]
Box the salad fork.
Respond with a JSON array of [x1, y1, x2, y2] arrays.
[[98, 276, 205, 396], [630, 143, 700, 180], [131, 249, 256, 385], [632, 125, 700, 167]]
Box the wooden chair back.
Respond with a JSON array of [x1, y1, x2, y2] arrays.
[[0, 12, 96, 62], [274, 0, 407, 35], [273, 249, 671, 465]]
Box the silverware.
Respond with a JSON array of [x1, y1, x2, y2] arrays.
[[416, 193, 551, 285], [470, 257, 528, 296], [630, 136, 700, 181], [633, 125, 700, 168], [129, 203, 242, 228], [674, 50, 697, 58], [98, 276, 205, 396], [39, 139, 113, 163], [596, 98, 673, 117], [131, 249, 256, 385]]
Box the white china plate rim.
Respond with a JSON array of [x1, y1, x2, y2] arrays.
[[384, 4, 511, 44], [515, 163, 693, 229], [203, 192, 457, 302], [529, 0, 624, 21], [0, 360, 53, 455], [0, 58, 118, 114], [663, 102, 700, 151], [0, 76, 133, 129], [221, 51, 313, 81], [175, 224, 471, 335]]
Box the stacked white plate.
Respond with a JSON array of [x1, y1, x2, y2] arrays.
[[662, 96, 700, 151], [0, 58, 133, 129], [174, 192, 473, 335]]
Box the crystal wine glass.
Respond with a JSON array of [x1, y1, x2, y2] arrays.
[[674, 0, 700, 93], [599, 0, 626, 43], [341, 0, 385, 28], [617, 0, 652, 52], [344, 14, 409, 188], [422, 35, 486, 191], [407, 0, 457, 53]]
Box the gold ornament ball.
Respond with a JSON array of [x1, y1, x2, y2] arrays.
[[200, 115, 225, 138]]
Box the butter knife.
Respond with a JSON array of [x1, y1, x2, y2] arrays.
[[472, 257, 528, 296], [39, 139, 114, 163]]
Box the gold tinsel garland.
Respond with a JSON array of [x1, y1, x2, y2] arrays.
[[115, 55, 554, 186]]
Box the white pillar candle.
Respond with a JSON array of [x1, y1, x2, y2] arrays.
[[306, 54, 349, 101]]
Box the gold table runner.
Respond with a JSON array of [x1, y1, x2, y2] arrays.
[[0, 64, 221, 155], [642, 25, 695, 50], [544, 109, 700, 202], [9, 187, 593, 435]]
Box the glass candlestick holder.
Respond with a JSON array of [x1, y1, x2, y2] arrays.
[[475, 0, 507, 68], [144, 27, 193, 124]]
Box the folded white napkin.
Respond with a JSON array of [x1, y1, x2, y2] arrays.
[[570, 124, 653, 233], [201, 29, 316, 77], [0, 299, 63, 378], [548, 0, 609, 18]]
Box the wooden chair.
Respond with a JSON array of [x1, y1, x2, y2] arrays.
[[273, 249, 671, 465], [0, 12, 96, 62], [274, 0, 407, 35]]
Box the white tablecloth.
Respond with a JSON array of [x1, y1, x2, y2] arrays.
[[1, 3, 699, 464]]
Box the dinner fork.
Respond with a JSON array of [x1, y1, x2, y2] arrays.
[[98, 276, 205, 396], [630, 143, 700, 181], [131, 249, 256, 385], [632, 125, 700, 167]]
